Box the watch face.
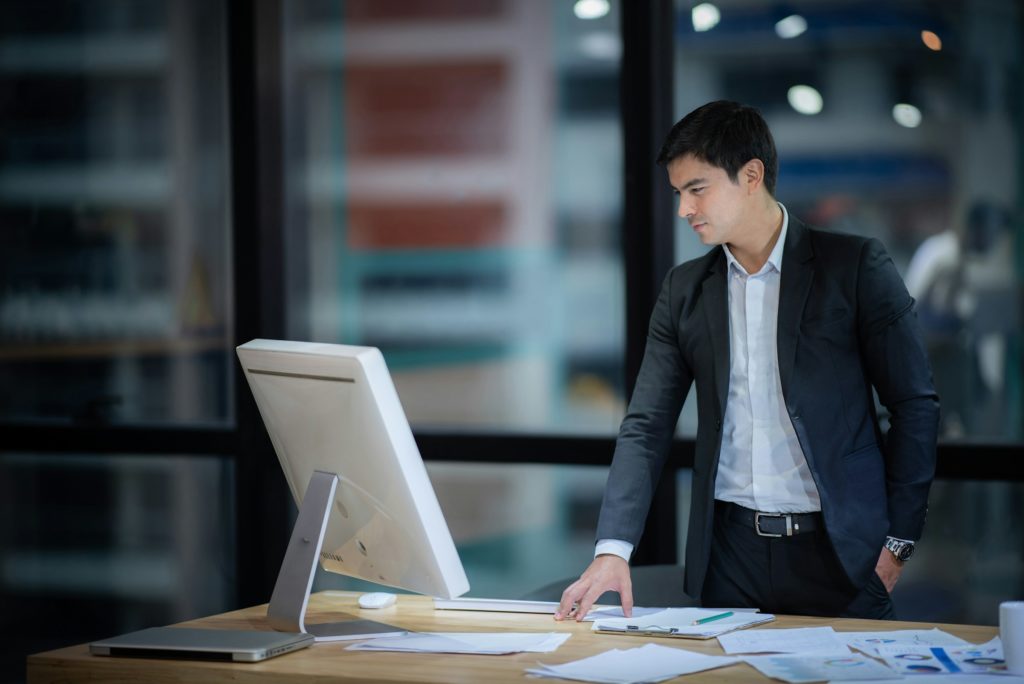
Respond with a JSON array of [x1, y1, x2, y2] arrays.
[[888, 539, 914, 561]]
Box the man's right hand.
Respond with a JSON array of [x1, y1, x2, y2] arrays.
[[554, 554, 633, 622]]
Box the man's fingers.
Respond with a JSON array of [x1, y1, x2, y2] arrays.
[[619, 582, 634, 618], [555, 581, 586, 620], [555, 556, 633, 621], [574, 586, 606, 622]]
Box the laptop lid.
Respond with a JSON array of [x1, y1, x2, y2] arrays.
[[89, 626, 314, 662]]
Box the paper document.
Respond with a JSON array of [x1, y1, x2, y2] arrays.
[[875, 637, 1007, 676], [592, 607, 774, 639], [581, 606, 667, 622], [838, 628, 970, 656], [718, 626, 850, 655], [346, 631, 569, 655], [742, 653, 898, 683], [526, 642, 738, 684]]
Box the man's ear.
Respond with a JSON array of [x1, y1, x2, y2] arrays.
[[742, 159, 765, 194]]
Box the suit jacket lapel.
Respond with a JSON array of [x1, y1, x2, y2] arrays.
[[777, 218, 814, 401], [701, 249, 730, 418]]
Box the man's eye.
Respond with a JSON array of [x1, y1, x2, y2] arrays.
[[691, 187, 705, 194]]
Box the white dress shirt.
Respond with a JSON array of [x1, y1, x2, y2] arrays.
[[715, 204, 820, 513], [597, 204, 819, 562]]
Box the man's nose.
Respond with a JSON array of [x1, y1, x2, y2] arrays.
[[678, 197, 694, 219]]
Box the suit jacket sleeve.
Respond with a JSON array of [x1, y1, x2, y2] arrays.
[[596, 270, 693, 546], [856, 238, 940, 541]]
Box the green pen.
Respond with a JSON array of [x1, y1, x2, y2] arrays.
[[691, 610, 734, 625]]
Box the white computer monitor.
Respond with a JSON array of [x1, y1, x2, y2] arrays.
[[236, 339, 469, 640]]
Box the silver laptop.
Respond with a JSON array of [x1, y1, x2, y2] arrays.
[[90, 626, 314, 662]]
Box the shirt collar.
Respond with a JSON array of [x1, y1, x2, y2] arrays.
[[723, 202, 789, 276]]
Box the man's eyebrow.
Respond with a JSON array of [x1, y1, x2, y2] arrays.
[[676, 177, 708, 191]]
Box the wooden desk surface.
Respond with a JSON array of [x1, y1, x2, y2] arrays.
[[28, 591, 998, 684]]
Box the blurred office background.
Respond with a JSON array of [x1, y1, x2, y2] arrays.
[[1, 0, 1022, 681]]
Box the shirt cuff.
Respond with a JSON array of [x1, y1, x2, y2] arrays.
[[595, 539, 634, 562]]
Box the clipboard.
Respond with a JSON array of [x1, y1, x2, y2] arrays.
[[592, 608, 775, 640]]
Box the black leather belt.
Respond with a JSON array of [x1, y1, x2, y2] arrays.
[[718, 501, 822, 537]]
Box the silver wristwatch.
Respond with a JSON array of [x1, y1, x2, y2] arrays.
[[884, 536, 916, 562]]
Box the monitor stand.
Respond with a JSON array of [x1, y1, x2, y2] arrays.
[[266, 470, 406, 642]]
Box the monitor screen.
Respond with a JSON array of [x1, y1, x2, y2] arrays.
[[237, 339, 469, 602]]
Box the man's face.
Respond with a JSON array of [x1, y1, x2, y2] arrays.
[[667, 154, 749, 247]]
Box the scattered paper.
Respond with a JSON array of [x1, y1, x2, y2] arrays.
[[743, 653, 898, 683], [581, 606, 666, 622], [717, 626, 850, 655], [875, 638, 1006, 676], [838, 628, 969, 656], [526, 642, 738, 684], [347, 631, 569, 655], [592, 607, 774, 639]]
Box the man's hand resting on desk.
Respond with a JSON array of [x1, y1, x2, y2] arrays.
[[555, 554, 632, 622]]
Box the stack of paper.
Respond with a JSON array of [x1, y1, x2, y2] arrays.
[[592, 608, 775, 639], [526, 643, 738, 684], [346, 632, 569, 655]]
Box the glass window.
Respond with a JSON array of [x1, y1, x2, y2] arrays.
[[670, 0, 1023, 442], [669, 0, 1024, 623], [281, 0, 624, 435], [898, 479, 1024, 625], [0, 0, 233, 426], [311, 462, 608, 599], [0, 453, 236, 678]]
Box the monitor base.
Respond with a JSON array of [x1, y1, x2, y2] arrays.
[[265, 470, 406, 643]]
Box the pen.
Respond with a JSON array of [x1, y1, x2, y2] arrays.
[[692, 611, 733, 625]]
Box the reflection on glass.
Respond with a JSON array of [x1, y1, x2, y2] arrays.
[[0, 452, 236, 679], [0, 1, 232, 426], [672, 0, 1022, 443], [282, 0, 624, 434]]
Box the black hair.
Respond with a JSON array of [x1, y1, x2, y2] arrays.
[[656, 100, 779, 196]]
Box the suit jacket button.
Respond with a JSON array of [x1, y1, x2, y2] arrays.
[[715, 419, 722, 431]]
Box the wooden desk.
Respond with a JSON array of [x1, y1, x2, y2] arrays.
[[28, 591, 997, 684]]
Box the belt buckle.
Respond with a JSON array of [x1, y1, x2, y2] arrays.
[[754, 511, 790, 537]]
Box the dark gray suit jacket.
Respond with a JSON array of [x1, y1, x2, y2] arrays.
[[596, 217, 939, 599]]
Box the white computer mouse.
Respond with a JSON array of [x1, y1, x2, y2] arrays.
[[357, 592, 397, 609]]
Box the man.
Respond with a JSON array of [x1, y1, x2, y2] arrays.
[[556, 101, 939, 621]]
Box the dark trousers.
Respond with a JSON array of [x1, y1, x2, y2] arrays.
[[701, 501, 895, 619]]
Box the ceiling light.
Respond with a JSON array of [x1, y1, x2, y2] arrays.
[[893, 103, 922, 128], [574, 0, 610, 20], [775, 14, 807, 39], [787, 85, 823, 115], [692, 3, 721, 32]]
